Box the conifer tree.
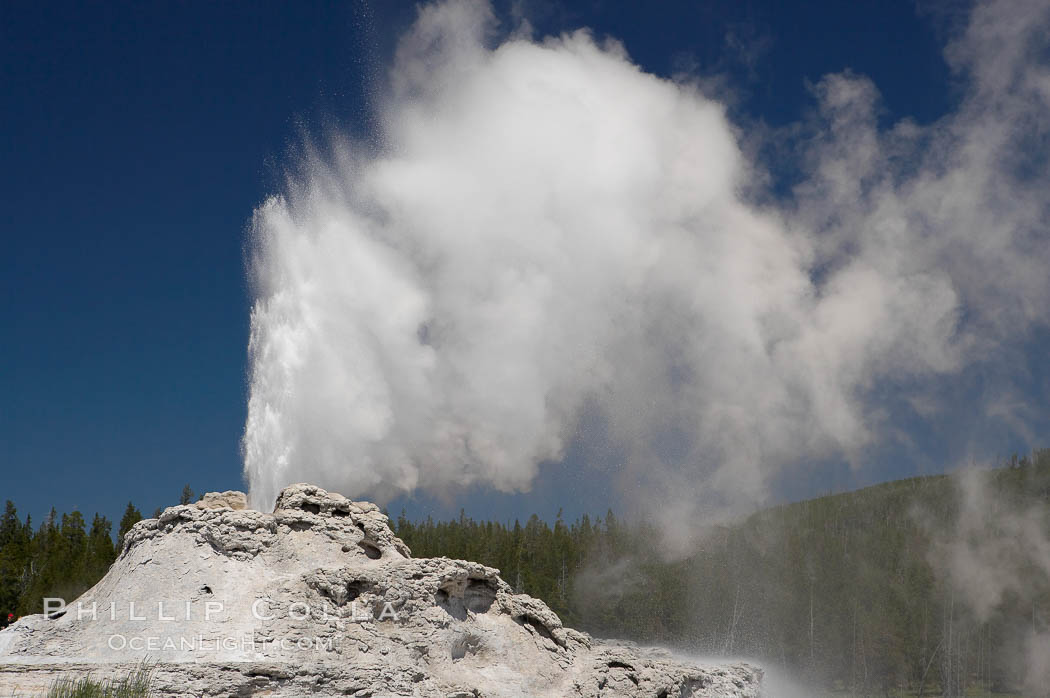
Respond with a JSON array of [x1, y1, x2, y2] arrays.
[[0, 502, 25, 615], [117, 502, 143, 546], [87, 514, 115, 578]]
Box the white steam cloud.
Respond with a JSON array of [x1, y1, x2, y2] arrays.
[[928, 466, 1050, 691], [243, 0, 1050, 536]]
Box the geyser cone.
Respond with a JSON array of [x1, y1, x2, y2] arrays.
[[0, 484, 762, 697]]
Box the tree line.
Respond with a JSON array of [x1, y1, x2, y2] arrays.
[[0, 485, 203, 621], [0, 500, 147, 621]]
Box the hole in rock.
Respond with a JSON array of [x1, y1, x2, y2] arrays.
[[358, 541, 382, 559], [332, 508, 350, 517], [435, 586, 467, 621], [300, 502, 321, 515], [514, 614, 559, 644], [605, 660, 639, 685], [346, 581, 369, 603], [314, 578, 373, 607], [201, 585, 213, 595], [463, 578, 497, 613]]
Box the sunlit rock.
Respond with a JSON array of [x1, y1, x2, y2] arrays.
[[0, 484, 761, 696]]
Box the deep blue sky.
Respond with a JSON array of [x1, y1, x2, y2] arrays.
[[0, 0, 979, 529]]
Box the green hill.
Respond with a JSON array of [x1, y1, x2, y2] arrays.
[[396, 451, 1050, 695]]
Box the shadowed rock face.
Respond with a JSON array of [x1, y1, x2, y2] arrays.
[[0, 484, 762, 697]]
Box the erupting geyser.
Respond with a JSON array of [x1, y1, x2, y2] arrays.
[[243, 0, 1050, 549]]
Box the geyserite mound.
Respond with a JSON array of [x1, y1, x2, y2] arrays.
[[0, 484, 762, 697]]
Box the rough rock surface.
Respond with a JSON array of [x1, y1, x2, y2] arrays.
[[196, 490, 248, 511], [0, 484, 762, 697]]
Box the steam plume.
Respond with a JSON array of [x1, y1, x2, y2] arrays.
[[243, 0, 1050, 540], [927, 465, 1050, 691]]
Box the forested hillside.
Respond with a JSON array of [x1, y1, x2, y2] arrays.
[[0, 501, 145, 618], [396, 452, 1050, 696]]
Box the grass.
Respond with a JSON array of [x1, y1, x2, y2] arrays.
[[40, 662, 154, 698]]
